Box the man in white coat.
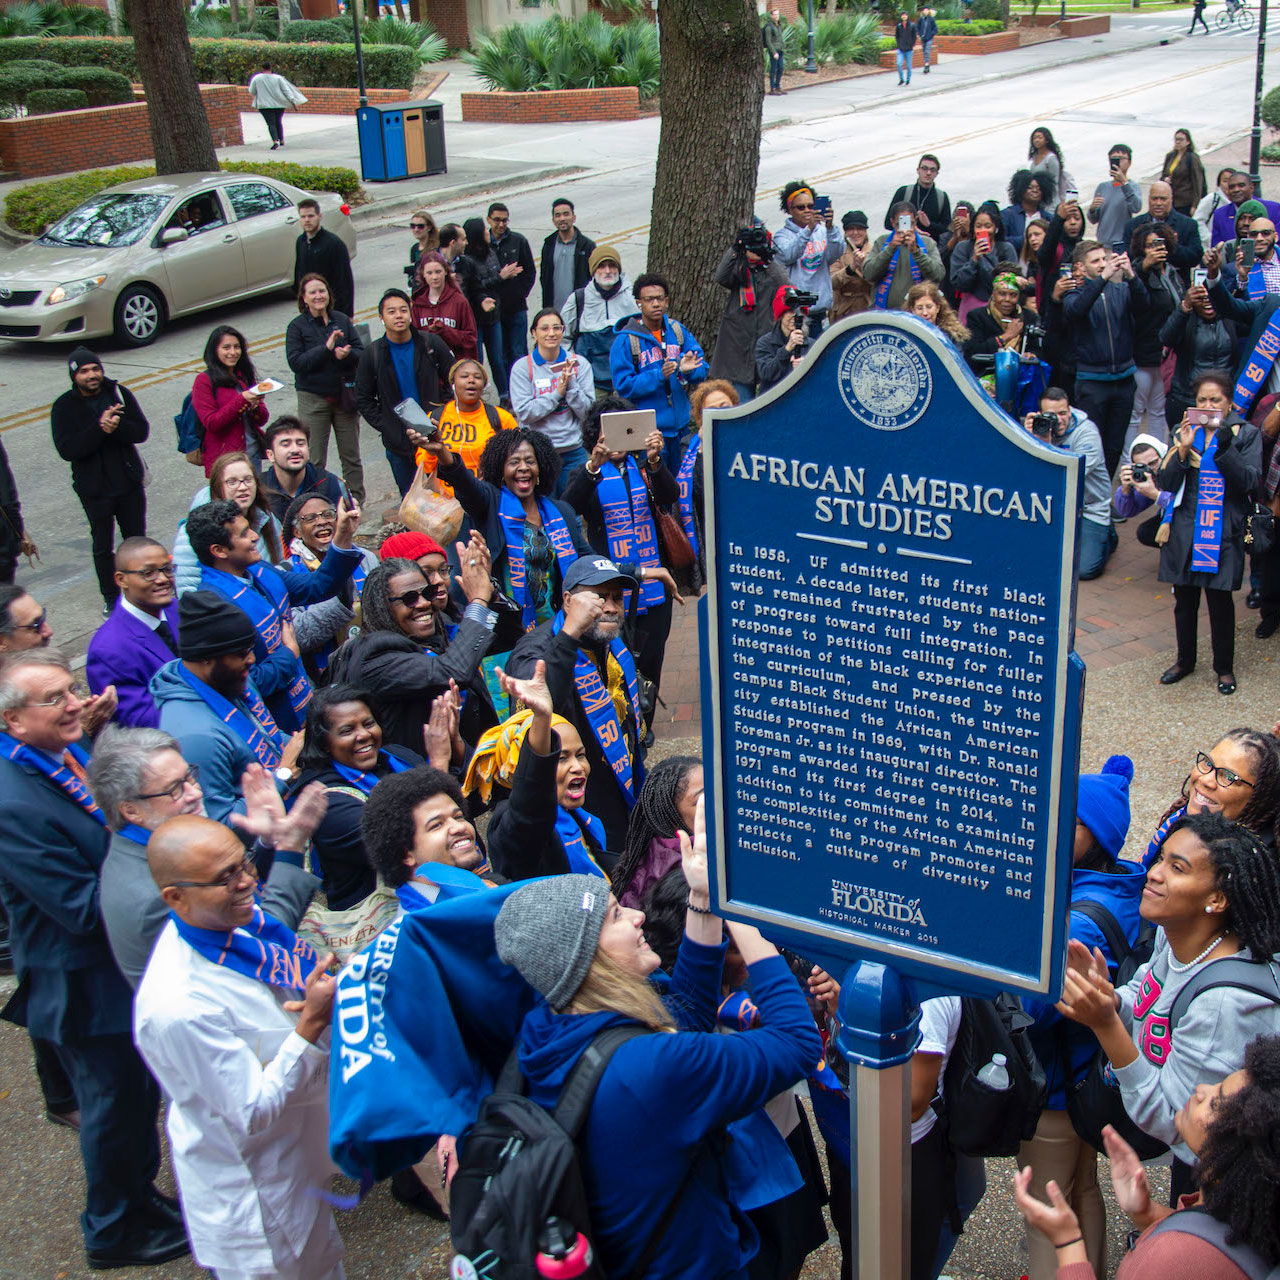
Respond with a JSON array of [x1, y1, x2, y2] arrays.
[[133, 815, 343, 1280]]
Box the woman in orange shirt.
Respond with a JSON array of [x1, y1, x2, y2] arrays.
[[415, 358, 516, 496]]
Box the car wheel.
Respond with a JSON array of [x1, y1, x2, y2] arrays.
[[113, 284, 165, 347]]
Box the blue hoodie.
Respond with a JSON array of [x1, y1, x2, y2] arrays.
[[1026, 860, 1147, 1109], [516, 938, 820, 1280], [608, 315, 707, 439]]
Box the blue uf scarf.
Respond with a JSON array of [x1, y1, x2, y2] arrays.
[[1144, 805, 1186, 870], [551, 610, 644, 806], [202, 563, 312, 723], [1191, 429, 1227, 573], [497, 488, 579, 632], [176, 662, 287, 769], [1232, 305, 1280, 416], [395, 862, 490, 915], [677, 434, 700, 558], [554, 806, 608, 879], [288, 545, 367, 674], [332, 750, 413, 795], [0, 733, 106, 824], [596, 457, 664, 615], [172, 903, 320, 996], [873, 231, 925, 310]]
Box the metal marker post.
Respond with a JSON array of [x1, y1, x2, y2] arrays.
[[805, 0, 818, 72], [835, 960, 920, 1280], [1248, 0, 1269, 196]]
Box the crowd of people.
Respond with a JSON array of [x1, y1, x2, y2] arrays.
[[1, 145, 1279, 1280]]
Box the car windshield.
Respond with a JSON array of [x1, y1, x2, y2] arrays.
[[38, 193, 169, 248]]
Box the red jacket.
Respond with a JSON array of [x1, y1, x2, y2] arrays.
[[192, 370, 270, 477], [410, 277, 478, 362]]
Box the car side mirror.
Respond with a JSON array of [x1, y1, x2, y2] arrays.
[[160, 227, 189, 246]]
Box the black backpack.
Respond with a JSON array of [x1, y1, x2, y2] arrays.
[[1065, 903, 1280, 1159], [939, 992, 1047, 1157], [450, 1024, 706, 1280]]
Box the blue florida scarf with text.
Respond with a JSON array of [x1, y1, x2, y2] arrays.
[[1191, 429, 1227, 572], [597, 457, 664, 615], [289, 544, 367, 674], [497, 489, 578, 632], [1232, 305, 1280, 416], [551, 609, 643, 806], [201, 563, 312, 725], [176, 662, 287, 769], [677, 434, 700, 558], [873, 231, 925, 310], [172, 903, 321, 996], [554, 806, 608, 878], [0, 733, 106, 824]]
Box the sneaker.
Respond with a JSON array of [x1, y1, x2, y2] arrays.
[[270, 141, 279, 150]]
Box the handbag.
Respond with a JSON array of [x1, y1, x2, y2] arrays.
[[295, 881, 399, 965], [642, 467, 695, 570], [1247, 502, 1275, 559]]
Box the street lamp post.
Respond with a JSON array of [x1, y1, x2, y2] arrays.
[[351, 0, 368, 109], [805, 0, 818, 72], [1249, 0, 1269, 196]]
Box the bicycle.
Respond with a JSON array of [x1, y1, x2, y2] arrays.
[[1216, 0, 1255, 30]]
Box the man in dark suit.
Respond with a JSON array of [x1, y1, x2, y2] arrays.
[[0, 649, 188, 1269], [86, 537, 179, 728], [292, 197, 355, 317], [539, 197, 596, 311], [1121, 179, 1203, 273]]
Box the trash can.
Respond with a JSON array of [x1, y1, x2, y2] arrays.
[[356, 99, 447, 183]]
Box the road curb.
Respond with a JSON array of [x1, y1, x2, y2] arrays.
[[350, 164, 585, 227]]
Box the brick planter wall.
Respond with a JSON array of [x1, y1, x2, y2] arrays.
[[0, 85, 242, 180], [229, 85, 419, 114], [878, 47, 939, 68], [1021, 11, 1110, 31], [461, 86, 640, 124], [934, 30, 1020, 52]]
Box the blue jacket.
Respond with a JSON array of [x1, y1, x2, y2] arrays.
[[517, 940, 820, 1280], [150, 660, 269, 827], [1026, 860, 1146, 1109], [1061, 272, 1149, 376], [608, 316, 707, 438], [0, 754, 130, 1042]]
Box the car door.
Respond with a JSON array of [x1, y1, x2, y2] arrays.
[[155, 189, 248, 314], [223, 181, 300, 293]]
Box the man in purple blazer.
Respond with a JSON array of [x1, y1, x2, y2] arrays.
[[86, 537, 180, 728]]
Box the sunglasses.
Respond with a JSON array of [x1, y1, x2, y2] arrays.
[[410, 222, 428, 230], [390, 587, 435, 609]]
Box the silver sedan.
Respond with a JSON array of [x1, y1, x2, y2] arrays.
[[0, 171, 357, 347]]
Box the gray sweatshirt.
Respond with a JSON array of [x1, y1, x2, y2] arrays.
[[1112, 931, 1280, 1163], [1059, 409, 1112, 530], [508, 348, 596, 450], [1088, 178, 1142, 251]]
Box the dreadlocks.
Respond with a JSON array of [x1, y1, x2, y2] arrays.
[[359, 558, 423, 637], [612, 755, 701, 902], [1158, 727, 1280, 847], [1198, 1034, 1280, 1265], [477, 426, 561, 496], [1165, 811, 1280, 956]]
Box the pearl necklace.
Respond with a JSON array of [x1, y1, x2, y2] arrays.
[[1167, 932, 1227, 973]]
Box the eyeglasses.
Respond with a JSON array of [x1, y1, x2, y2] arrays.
[[134, 765, 201, 804], [25, 681, 84, 709], [420, 563, 451, 581], [1194, 750, 1255, 790], [537, 322, 565, 332], [390, 587, 434, 609], [638, 293, 667, 303], [297, 507, 337, 525], [918, 165, 939, 174], [166, 854, 257, 891], [118, 562, 175, 583], [222, 476, 255, 490], [1252, 230, 1276, 239], [12, 609, 48, 633]]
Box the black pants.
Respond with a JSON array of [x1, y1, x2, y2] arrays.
[[1258, 536, 1280, 623], [1075, 375, 1136, 479], [260, 107, 285, 143], [1170, 1155, 1198, 1204], [78, 487, 146, 606], [33, 1034, 77, 1113], [631, 592, 674, 706], [1188, 10, 1209, 31], [0, 554, 15, 585], [1173, 583, 1235, 673]]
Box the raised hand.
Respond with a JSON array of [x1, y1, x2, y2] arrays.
[[332, 495, 361, 549]]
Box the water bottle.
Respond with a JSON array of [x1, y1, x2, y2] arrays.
[[535, 1217, 594, 1279], [975, 1052, 1011, 1091]]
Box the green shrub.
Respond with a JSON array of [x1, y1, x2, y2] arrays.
[[774, 14, 881, 68], [26, 86, 88, 112], [465, 14, 658, 94], [0, 36, 416, 89], [1263, 85, 1280, 134], [281, 19, 350, 42], [0, 58, 65, 109], [1262, 143, 1280, 162], [934, 18, 1005, 31], [969, 0, 1004, 20], [4, 160, 363, 237], [361, 16, 447, 64], [57, 66, 135, 106], [0, 2, 108, 37]]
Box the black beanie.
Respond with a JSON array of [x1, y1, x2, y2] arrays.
[[177, 591, 257, 660], [67, 345, 102, 378]]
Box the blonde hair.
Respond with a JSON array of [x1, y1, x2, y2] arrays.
[[905, 281, 970, 344], [567, 947, 675, 1032]]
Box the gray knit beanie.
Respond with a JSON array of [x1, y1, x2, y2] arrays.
[[494, 875, 610, 1010]]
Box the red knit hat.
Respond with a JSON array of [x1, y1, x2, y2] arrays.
[[380, 531, 446, 561], [773, 289, 794, 321]]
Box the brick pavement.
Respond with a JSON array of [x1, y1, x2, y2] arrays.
[[652, 508, 1230, 741]]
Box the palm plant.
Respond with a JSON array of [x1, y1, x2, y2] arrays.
[[360, 15, 447, 63]]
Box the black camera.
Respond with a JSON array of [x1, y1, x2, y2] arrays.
[[735, 225, 773, 260], [1031, 412, 1058, 440], [1022, 318, 1047, 355], [784, 288, 820, 313], [1131, 463, 1149, 483]]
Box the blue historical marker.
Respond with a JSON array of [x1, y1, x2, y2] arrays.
[[699, 310, 1085, 1002]]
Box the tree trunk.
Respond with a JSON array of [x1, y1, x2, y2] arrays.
[[123, 0, 219, 174], [648, 0, 764, 350], [229, 0, 241, 22]]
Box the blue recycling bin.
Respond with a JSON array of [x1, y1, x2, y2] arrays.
[[356, 99, 447, 183]]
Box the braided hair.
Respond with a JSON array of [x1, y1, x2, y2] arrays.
[[612, 755, 701, 902], [359, 557, 424, 637], [1163, 811, 1280, 956], [1198, 1034, 1280, 1264], [1158, 728, 1280, 848], [477, 426, 561, 497]]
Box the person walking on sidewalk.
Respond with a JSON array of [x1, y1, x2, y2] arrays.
[[248, 63, 305, 151], [763, 7, 786, 95], [917, 7, 937, 73], [894, 12, 918, 85], [1187, 0, 1209, 34]]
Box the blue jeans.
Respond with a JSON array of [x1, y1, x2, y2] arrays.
[[662, 433, 687, 475], [1078, 518, 1118, 581], [555, 443, 589, 497], [386, 448, 419, 498], [731, 380, 755, 404], [933, 1153, 986, 1275], [896, 47, 912, 80], [478, 324, 506, 402], [768, 51, 784, 90], [496, 309, 529, 399], [920, 38, 932, 67]]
